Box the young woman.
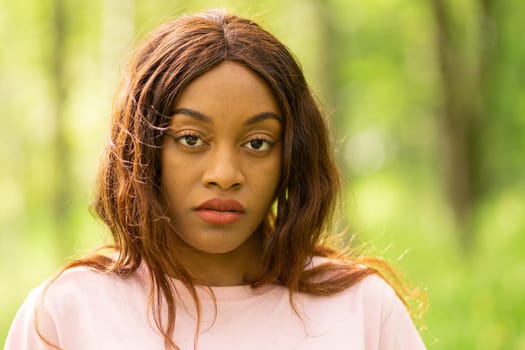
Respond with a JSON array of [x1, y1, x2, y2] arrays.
[[5, 9, 426, 350]]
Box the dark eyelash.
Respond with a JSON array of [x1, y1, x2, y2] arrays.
[[250, 136, 272, 142], [178, 131, 201, 137]]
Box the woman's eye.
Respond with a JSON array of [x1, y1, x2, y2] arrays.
[[177, 134, 205, 147], [245, 138, 272, 152]]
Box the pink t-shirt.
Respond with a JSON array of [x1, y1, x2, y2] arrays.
[[5, 260, 426, 349]]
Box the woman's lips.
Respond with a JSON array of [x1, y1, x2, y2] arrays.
[[195, 210, 243, 225], [195, 198, 245, 225]]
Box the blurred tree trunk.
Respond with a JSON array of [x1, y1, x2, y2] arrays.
[[316, 0, 337, 112], [48, 0, 136, 260], [51, 0, 73, 258], [316, 0, 346, 169], [100, 0, 135, 97], [430, 0, 499, 252], [316, 0, 356, 239], [477, 0, 500, 193]]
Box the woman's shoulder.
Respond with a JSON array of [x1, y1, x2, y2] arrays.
[[5, 263, 155, 349], [34, 263, 148, 308], [302, 257, 424, 342], [305, 255, 401, 311]]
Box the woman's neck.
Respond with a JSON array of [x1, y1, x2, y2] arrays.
[[167, 230, 265, 286]]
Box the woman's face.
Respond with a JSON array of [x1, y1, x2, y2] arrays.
[[161, 62, 282, 258]]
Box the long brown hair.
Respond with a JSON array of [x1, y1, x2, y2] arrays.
[[37, 9, 423, 350]]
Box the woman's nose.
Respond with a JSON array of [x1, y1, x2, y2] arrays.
[[202, 146, 244, 190]]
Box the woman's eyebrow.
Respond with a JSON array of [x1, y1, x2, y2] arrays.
[[172, 108, 281, 125], [172, 108, 211, 122], [243, 112, 281, 125]]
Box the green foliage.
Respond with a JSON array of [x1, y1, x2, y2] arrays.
[[1, 0, 524, 349]]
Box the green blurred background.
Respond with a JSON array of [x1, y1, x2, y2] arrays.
[[1, 0, 524, 348]]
